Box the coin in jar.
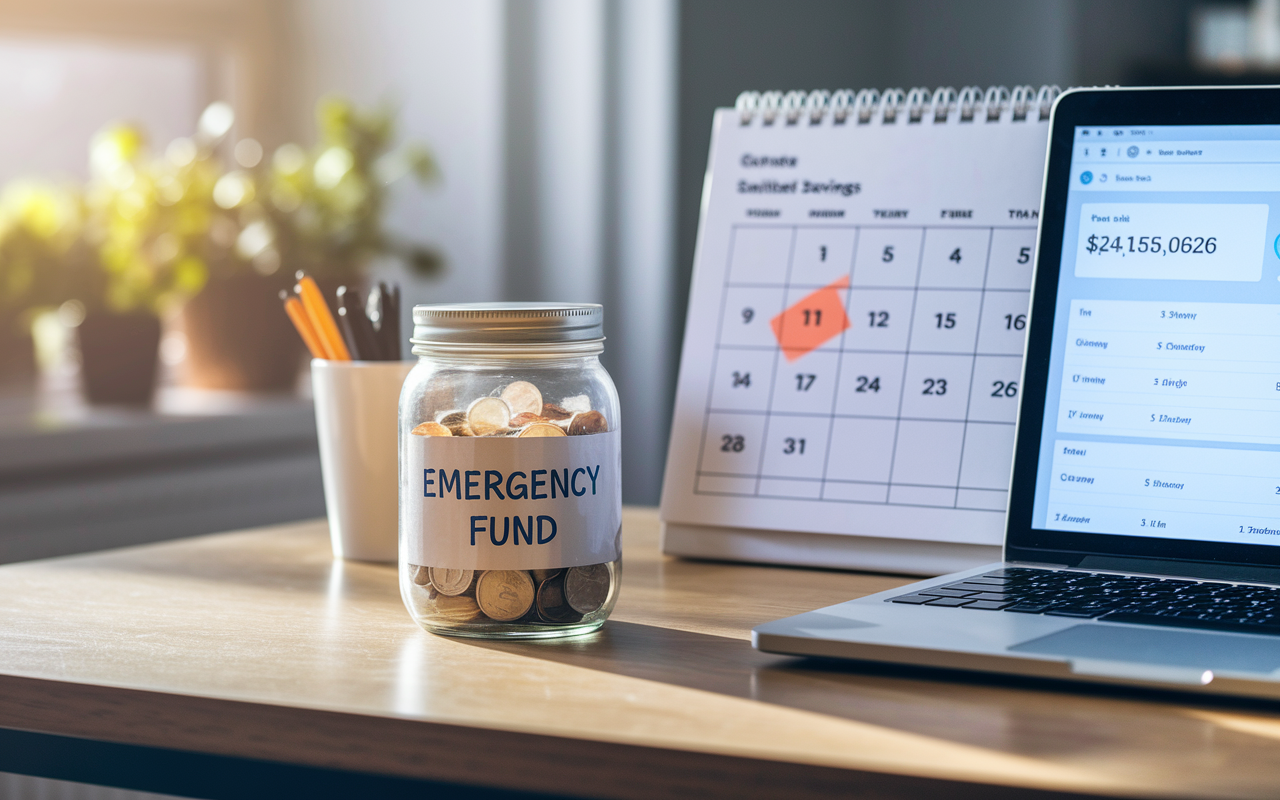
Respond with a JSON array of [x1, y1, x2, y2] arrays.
[[530, 568, 561, 583], [500, 381, 543, 416], [509, 411, 546, 428], [467, 397, 511, 436], [434, 594, 482, 622], [564, 564, 610, 614], [568, 410, 608, 436], [412, 565, 432, 586], [536, 575, 583, 624], [540, 403, 572, 421], [428, 567, 474, 596], [411, 421, 452, 437], [438, 411, 473, 436], [476, 570, 536, 621], [519, 422, 566, 437]]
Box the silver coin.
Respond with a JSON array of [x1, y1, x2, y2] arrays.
[[428, 567, 474, 596], [564, 564, 610, 614], [467, 396, 511, 436], [500, 381, 543, 416]]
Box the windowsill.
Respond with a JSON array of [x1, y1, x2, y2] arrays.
[[0, 378, 324, 564]]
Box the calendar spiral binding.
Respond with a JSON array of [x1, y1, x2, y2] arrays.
[[733, 85, 1061, 127]]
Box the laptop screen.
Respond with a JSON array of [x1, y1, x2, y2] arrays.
[[1030, 123, 1280, 549]]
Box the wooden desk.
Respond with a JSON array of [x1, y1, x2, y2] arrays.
[[1, 508, 1278, 799]]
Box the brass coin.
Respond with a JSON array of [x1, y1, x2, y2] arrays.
[[540, 403, 572, 421], [437, 410, 473, 436], [434, 594, 481, 622], [530, 568, 561, 583], [467, 397, 511, 436], [500, 381, 543, 416], [560, 394, 592, 414], [476, 570, 536, 621], [568, 410, 608, 436], [536, 575, 583, 624], [564, 564, 610, 614], [519, 422, 566, 438], [412, 565, 432, 586], [411, 421, 452, 437], [428, 567, 474, 596]]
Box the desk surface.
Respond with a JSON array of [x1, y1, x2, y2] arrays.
[[1, 508, 1279, 799]]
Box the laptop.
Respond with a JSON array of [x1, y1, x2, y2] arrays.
[[754, 86, 1280, 699]]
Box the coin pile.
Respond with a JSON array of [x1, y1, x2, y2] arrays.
[[409, 380, 609, 438], [406, 562, 615, 625]]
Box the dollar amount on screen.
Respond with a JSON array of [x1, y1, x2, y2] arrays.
[[1084, 234, 1217, 257], [1074, 203, 1265, 282]]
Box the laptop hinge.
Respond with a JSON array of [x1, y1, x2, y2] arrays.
[[1076, 555, 1280, 585], [1005, 560, 1070, 569]]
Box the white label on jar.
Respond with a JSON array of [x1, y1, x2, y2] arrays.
[[404, 429, 621, 570]]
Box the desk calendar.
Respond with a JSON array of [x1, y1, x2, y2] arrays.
[[661, 86, 1058, 574]]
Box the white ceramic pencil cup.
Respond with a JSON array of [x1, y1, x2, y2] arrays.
[[311, 359, 414, 562]]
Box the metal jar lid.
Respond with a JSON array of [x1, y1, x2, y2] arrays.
[[411, 302, 603, 345]]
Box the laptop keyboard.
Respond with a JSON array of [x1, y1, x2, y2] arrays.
[[888, 567, 1280, 636]]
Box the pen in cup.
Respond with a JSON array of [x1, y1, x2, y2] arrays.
[[279, 271, 402, 362], [280, 290, 327, 360], [337, 286, 383, 361], [296, 274, 351, 361]]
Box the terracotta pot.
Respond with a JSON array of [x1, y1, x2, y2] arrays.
[[78, 310, 161, 406], [180, 274, 304, 392]]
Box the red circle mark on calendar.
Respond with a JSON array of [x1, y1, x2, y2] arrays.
[[770, 275, 851, 361]]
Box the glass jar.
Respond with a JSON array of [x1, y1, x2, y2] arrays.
[[398, 303, 621, 639]]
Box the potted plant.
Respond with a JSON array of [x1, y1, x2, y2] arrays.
[[61, 123, 216, 406], [0, 181, 82, 385], [179, 98, 442, 391], [1, 125, 219, 406], [0, 98, 441, 399]]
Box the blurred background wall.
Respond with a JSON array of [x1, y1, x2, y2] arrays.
[[0, 0, 1247, 509]]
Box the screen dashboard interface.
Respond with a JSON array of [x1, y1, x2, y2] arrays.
[[1032, 124, 1280, 547]]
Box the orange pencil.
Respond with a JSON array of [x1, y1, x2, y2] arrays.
[[296, 274, 351, 361], [280, 290, 327, 359]]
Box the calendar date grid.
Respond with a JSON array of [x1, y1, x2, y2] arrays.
[[695, 223, 1035, 512]]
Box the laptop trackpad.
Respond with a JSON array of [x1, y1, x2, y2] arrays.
[[1010, 624, 1280, 674]]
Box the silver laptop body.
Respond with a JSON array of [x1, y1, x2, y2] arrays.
[[753, 562, 1280, 698]]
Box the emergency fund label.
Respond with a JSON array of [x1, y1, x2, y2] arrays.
[[404, 430, 621, 570]]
